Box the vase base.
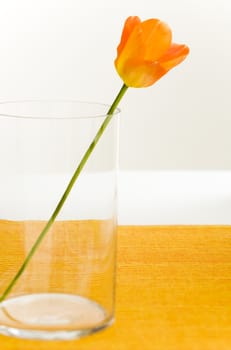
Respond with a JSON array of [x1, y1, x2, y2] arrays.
[[0, 293, 112, 340]]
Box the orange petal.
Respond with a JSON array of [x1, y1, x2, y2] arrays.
[[115, 21, 145, 75], [116, 16, 141, 56], [141, 19, 172, 61], [159, 43, 190, 70], [116, 58, 166, 88]]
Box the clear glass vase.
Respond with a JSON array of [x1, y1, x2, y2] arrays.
[[0, 100, 119, 340]]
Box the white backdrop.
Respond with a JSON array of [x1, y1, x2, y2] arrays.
[[0, 0, 230, 170]]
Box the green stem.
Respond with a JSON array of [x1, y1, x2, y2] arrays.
[[0, 83, 128, 303]]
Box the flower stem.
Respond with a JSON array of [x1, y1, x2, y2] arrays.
[[0, 83, 128, 303]]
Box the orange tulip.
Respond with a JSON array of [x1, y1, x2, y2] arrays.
[[115, 16, 189, 88]]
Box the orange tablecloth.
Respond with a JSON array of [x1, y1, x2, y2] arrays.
[[1, 225, 231, 350]]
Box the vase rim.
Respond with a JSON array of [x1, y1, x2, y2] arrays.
[[0, 99, 120, 120]]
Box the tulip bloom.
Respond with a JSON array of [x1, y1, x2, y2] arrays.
[[115, 16, 189, 88]]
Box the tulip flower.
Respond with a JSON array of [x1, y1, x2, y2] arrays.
[[115, 16, 189, 88], [0, 16, 189, 304]]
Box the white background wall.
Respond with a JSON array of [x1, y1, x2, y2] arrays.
[[0, 0, 230, 170]]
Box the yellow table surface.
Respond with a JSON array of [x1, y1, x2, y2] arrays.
[[1, 225, 231, 350]]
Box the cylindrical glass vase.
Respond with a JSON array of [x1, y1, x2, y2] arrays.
[[0, 100, 119, 340]]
